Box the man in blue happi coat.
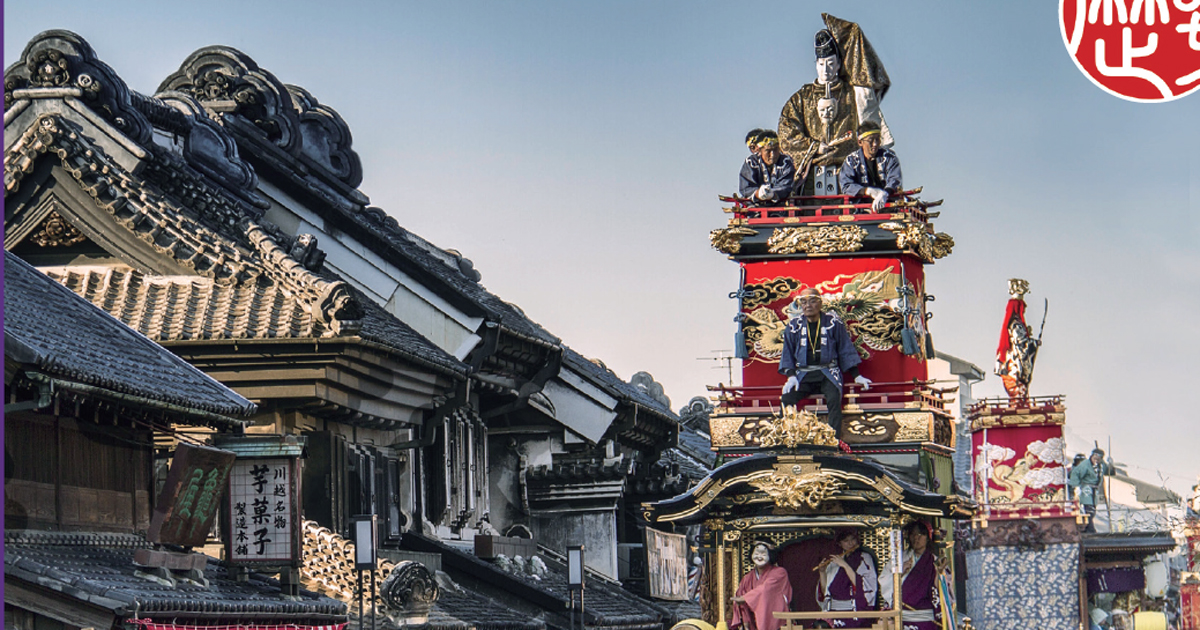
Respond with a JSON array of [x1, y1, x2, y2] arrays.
[[779, 288, 871, 441], [739, 131, 796, 206], [838, 121, 902, 212]]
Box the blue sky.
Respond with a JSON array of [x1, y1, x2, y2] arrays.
[[6, 1, 1197, 494]]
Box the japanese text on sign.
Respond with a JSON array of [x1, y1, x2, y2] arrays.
[[645, 528, 689, 601], [229, 459, 293, 563]]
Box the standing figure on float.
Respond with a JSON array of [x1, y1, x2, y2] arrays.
[[879, 521, 947, 630], [730, 541, 792, 630], [994, 278, 1042, 399], [779, 14, 894, 196]]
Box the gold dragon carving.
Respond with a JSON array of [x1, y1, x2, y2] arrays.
[[740, 269, 908, 362], [752, 471, 846, 510], [766, 225, 867, 255], [879, 222, 954, 263], [756, 408, 839, 448], [710, 226, 757, 254]]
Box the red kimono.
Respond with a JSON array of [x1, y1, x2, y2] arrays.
[[730, 564, 793, 630]]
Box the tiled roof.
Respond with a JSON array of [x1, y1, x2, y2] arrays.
[[403, 533, 664, 630], [434, 587, 547, 630], [4, 252, 255, 419], [4, 530, 346, 623], [343, 211, 560, 347], [351, 283, 468, 377], [1081, 531, 1177, 554], [662, 446, 712, 482], [41, 265, 466, 378], [667, 426, 716, 480], [561, 347, 678, 422]]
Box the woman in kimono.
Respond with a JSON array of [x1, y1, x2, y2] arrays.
[[731, 541, 792, 630], [819, 529, 877, 628], [879, 521, 945, 630]]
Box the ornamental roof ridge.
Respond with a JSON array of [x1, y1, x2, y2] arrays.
[[245, 222, 364, 335], [158, 45, 364, 190], [158, 45, 301, 155], [285, 84, 363, 188], [5, 31, 269, 215], [5, 114, 256, 282], [4, 29, 153, 145], [5, 113, 364, 336]]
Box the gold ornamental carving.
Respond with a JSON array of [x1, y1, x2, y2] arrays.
[[844, 413, 898, 443], [751, 471, 846, 510], [30, 211, 86, 248], [710, 226, 757, 254], [880, 222, 954, 263], [710, 417, 746, 447], [731, 516, 769, 530], [969, 411, 1066, 431], [893, 412, 934, 442], [931, 232, 954, 259], [766, 225, 867, 255], [757, 408, 838, 448]]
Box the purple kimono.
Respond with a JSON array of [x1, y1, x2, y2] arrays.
[[880, 550, 942, 630], [821, 549, 877, 628]]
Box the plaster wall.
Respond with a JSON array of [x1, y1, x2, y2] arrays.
[[535, 510, 619, 580], [487, 435, 557, 537], [928, 354, 981, 495]]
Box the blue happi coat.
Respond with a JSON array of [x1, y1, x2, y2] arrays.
[[778, 312, 862, 391], [739, 153, 796, 204], [838, 147, 902, 197]]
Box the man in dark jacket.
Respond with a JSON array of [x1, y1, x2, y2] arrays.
[[739, 131, 796, 206], [779, 288, 871, 440], [838, 121, 902, 211]]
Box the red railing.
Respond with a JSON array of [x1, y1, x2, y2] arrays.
[[719, 190, 939, 225], [707, 379, 954, 415]]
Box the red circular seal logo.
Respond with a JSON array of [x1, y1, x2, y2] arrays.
[[1060, 0, 1200, 102]]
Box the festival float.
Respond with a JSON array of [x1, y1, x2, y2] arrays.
[[644, 14, 973, 630]]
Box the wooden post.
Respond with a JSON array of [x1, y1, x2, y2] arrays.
[[715, 538, 728, 630], [889, 521, 904, 630]]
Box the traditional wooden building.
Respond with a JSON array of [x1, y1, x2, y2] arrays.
[[4, 251, 349, 630], [5, 28, 691, 629]]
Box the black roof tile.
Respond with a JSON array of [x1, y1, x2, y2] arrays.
[[403, 533, 664, 629], [561, 348, 678, 422], [4, 530, 346, 623], [4, 252, 256, 419]]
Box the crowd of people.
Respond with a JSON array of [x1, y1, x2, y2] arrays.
[[729, 524, 948, 630]]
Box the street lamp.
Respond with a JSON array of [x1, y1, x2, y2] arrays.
[[567, 545, 585, 630], [352, 515, 378, 630]]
